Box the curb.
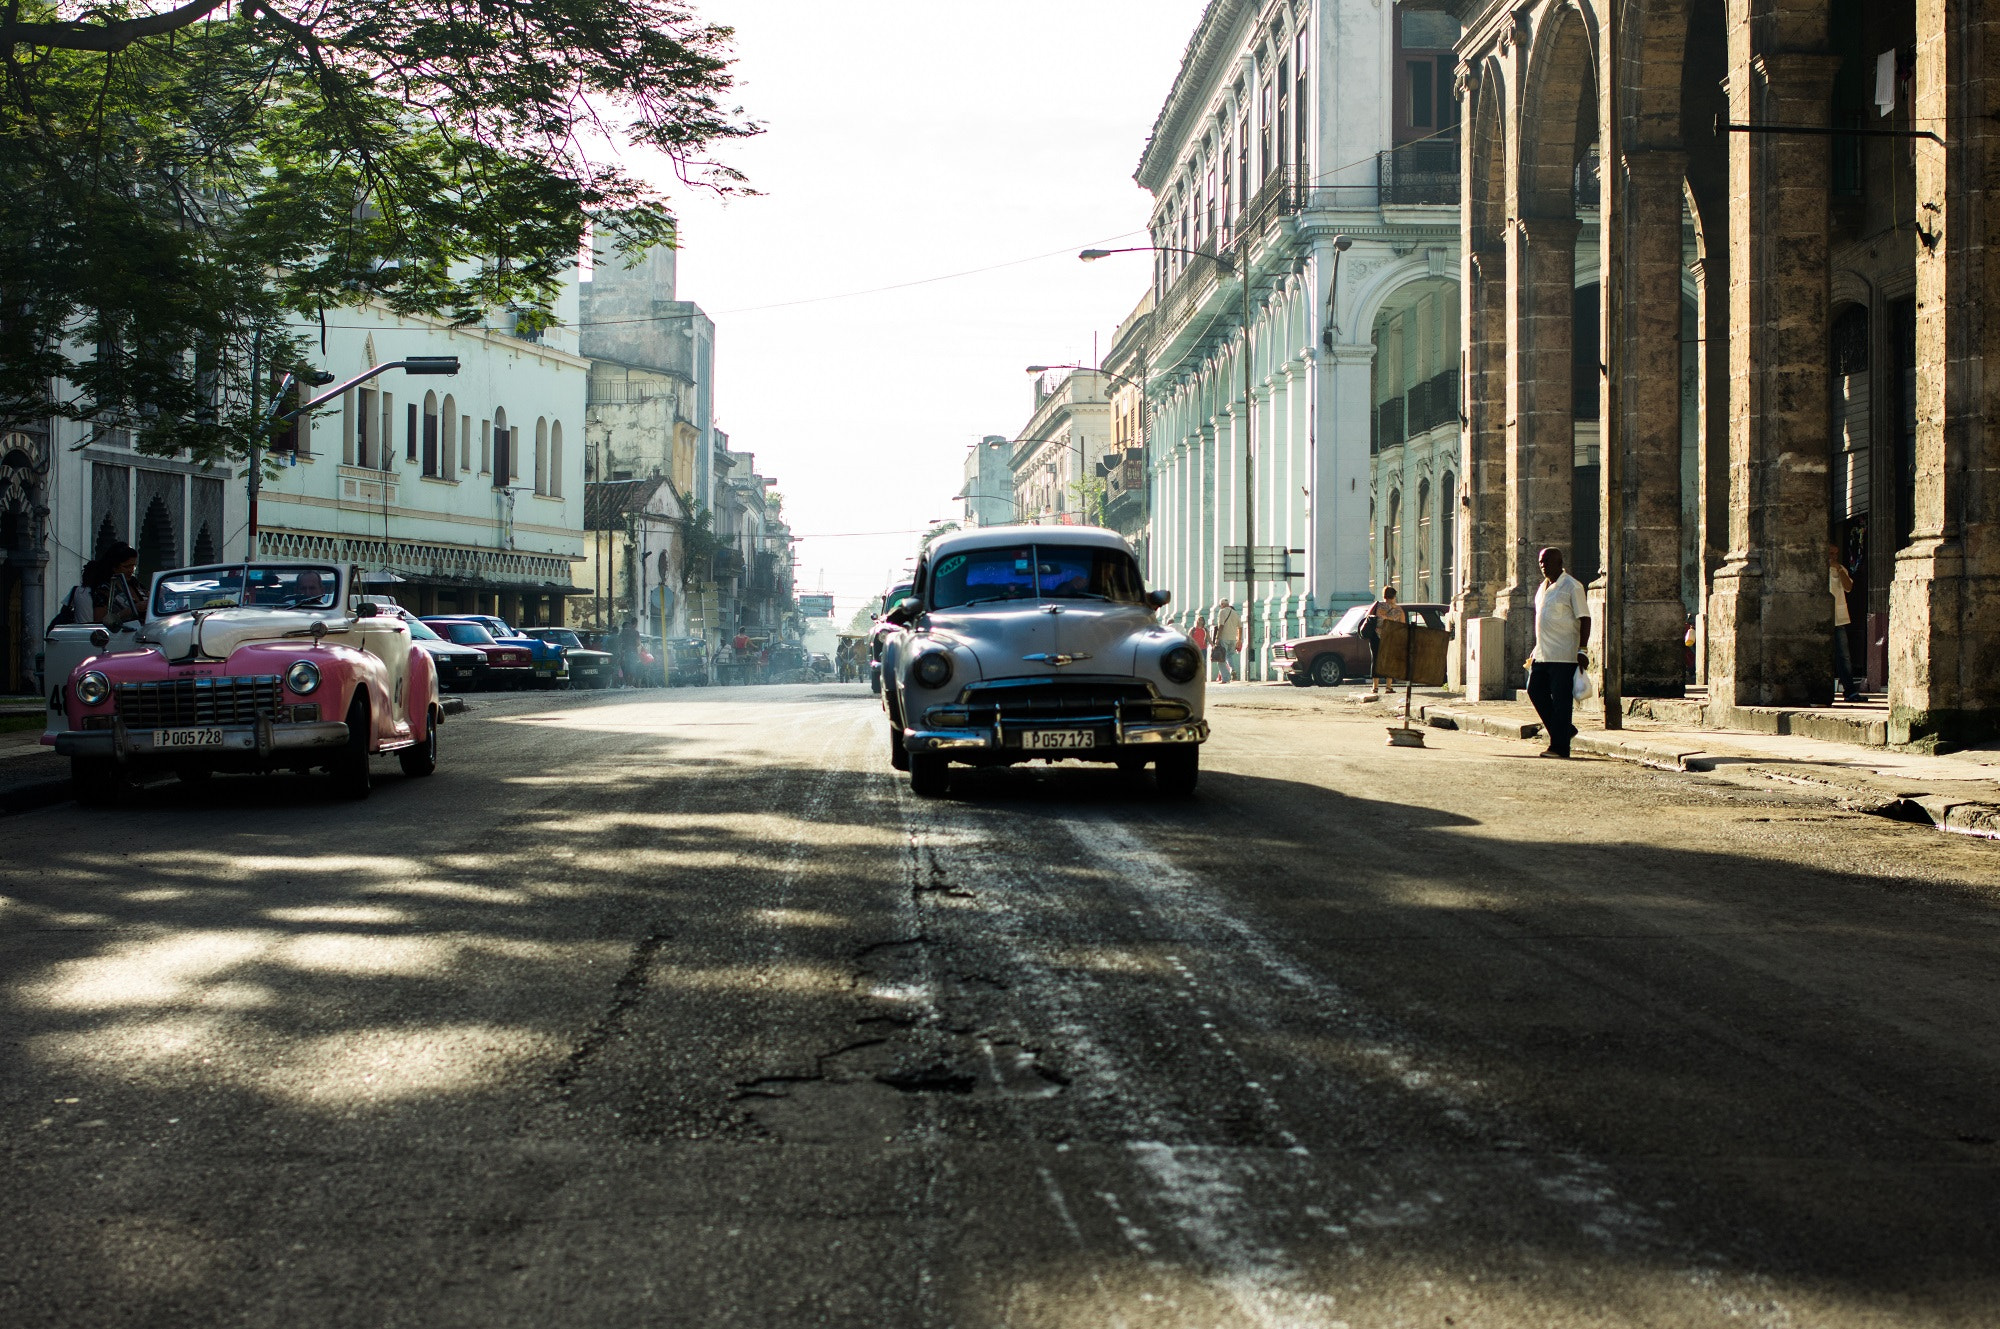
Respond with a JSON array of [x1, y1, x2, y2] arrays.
[[1423, 706, 2000, 841]]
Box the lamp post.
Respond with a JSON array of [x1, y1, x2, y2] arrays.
[[1083, 243, 1258, 665], [251, 355, 460, 559]]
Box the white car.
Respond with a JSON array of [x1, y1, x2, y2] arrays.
[[879, 526, 1208, 797]]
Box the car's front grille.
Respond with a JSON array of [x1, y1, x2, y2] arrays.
[[950, 677, 1185, 725], [114, 675, 285, 728]]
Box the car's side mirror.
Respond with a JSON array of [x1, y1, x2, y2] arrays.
[[354, 601, 380, 618], [1145, 589, 1172, 610], [885, 595, 921, 625]]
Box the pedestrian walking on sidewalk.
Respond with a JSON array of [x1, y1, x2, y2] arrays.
[[1524, 547, 1591, 758], [1190, 615, 1209, 656], [1829, 543, 1862, 702], [1363, 586, 1405, 695], [1211, 599, 1241, 683]]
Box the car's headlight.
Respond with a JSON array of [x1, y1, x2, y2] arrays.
[[74, 671, 110, 707], [911, 651, 954, 689], [1161, 645, 1201, 684], [286, 660, 322, 695]]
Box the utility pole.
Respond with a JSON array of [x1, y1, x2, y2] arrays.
[[246, 333, 263, 560], [1240, 245, 1256, 675]]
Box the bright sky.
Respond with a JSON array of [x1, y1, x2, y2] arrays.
[[653, 0, 1212, 624]]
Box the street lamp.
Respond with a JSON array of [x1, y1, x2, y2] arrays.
[[249, 356, 462, 558], [1083, 243, 1258, 659]]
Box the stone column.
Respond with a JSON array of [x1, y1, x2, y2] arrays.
[[1891, 0, 2000, 744], [1689, 252, 1729, 679], [1459, 247, 1510, 625], [1618, 150, 1690, 695], [1312, 342, 1375, 615], [1496, 215, 1581, 667], [1709, 35, 1839, 708]]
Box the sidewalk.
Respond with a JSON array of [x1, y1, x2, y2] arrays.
[[1211, 680, 2000, 840]]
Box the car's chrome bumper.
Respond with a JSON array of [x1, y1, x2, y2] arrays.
[[55, 721, 350, 760], [906, 718, 1208, 753]]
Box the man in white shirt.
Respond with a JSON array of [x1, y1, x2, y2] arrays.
[[1212, 598, 1242, 683], [1524, 546, 1591, 758]]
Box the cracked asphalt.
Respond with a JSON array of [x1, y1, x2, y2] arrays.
[[2, 683, 1998, 1327]]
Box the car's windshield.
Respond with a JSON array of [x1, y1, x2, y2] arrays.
[[928, 544, 1145, 610], [1334, 605, 1370, 635], [432, 622, 495, 646], [528, 630, 581, 648], [151, 564, 340, 617], [404, 618, 442, 642], [880, 584, 912, 615]]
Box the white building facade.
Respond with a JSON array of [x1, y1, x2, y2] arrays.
[[1005, 370, 1112, 526], [1135, 0, 1466, 677], [255, 284, 589, 625]]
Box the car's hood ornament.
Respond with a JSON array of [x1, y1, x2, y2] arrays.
[[1023, 652, 1091, 667]]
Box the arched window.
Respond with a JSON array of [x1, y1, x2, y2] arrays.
[[439, 394, 457, 481], [533, 417, 549, 496], [422, 391, 440, 478], [1440, 472, 1457, 601], [1417, 478, 1433, 600], [1385, 489, 1402, 585], [548, 422, 564, 499], [491, 407, 510, 486]]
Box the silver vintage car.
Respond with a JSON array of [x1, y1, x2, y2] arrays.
[[879, 526, 1208, 797]]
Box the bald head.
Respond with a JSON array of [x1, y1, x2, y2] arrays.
[[1538, 547, 1565, 583]]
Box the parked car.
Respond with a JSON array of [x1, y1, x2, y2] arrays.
[[47, 561, 440, 801], [869, 582, 912, 695], [405, 617, 489, 692], [879, 526, 1207, 798], [520, 627, 614, 688], [427, 615, 568, 688], [1269, 602, 1451, 686], [371, 604, 487, 692], [421, 619, 535, 688]]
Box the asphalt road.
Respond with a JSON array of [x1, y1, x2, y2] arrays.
[[2, 684, 1997, 1328]]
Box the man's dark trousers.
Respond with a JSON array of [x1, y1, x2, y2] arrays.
[[1527, 661, 1579, 756]]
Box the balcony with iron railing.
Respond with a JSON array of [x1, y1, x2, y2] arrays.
[[1151, 168, 1308, 347], [1378, 138, 1460, 206], [1371, 370, 1460, 455]]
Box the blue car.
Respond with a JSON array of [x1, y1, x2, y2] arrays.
[[424, 616, 569, 689]]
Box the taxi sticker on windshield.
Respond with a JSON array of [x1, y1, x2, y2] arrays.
[[937, 555, 967, 577]]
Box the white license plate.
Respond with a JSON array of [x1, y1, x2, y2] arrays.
[[1021, 729, 1096, 751], [153, 727, 224, 748]]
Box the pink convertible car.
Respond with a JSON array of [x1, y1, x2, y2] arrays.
[[47, 561, 440, 803]]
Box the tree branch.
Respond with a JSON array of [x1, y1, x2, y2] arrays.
[[2, 0, 232, 53]]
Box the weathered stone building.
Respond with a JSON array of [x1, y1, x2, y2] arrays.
[[1451, 0, 1998, 744]]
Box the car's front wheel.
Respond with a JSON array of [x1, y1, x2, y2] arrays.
[[1154, 747, 1199, 797], [331, 695, 372, 800], [1310, 654, 1344, 687], [887, 697, 910, 772], [909, 753, 950, 798], [399, 709, 439, 777]]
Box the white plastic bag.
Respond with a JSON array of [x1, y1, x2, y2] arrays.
[[1573, 667, 1594, 701]]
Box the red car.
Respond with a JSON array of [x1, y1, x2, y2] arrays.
[[421, 619, 536, 689], [1270, 602, 1450, 687]]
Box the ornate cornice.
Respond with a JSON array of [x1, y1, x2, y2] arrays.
[[1135, 0, 1259, 191]]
